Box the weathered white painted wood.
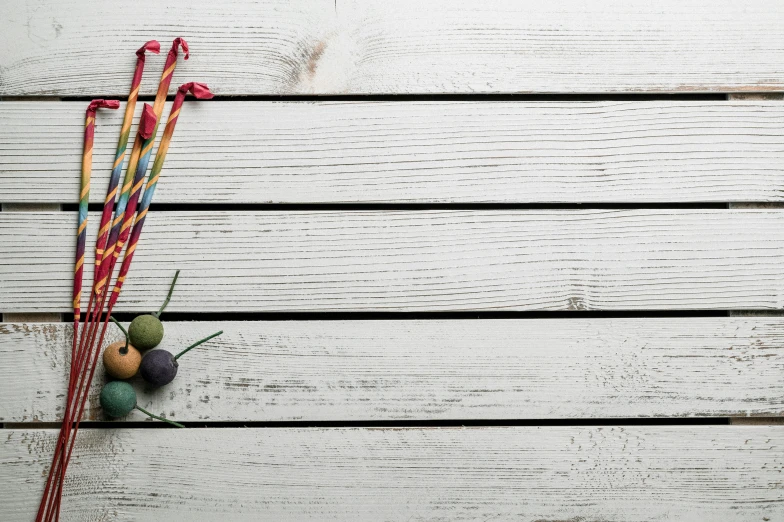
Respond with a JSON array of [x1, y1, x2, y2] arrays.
[[2, 210, 784, 312], [2, 319, 783, 422], [0, 204, 62, 323], [2, 427, 783, 521], [3, 0, 784, 96], [2, 101, 784, 203]]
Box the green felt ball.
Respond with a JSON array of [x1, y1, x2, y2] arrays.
[[99, 381, 137, 418], [128, 314, 164, 350]]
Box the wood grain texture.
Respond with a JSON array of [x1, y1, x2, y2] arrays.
[[3, 210, 784, 312], [2, 319, 783, 422], [2, 0, 784, 96], [0, 204, 62, 323], [2, 101, 784, 203], [2, 427, 783, 521]]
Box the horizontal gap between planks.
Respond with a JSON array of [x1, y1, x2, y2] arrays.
[[57, 203, 733, 213], [1, 418, 730, 430], [9, 93, 731, 103], [13, 310, 761, 324], [72, 310, 733, 323]]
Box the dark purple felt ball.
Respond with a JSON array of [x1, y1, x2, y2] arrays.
[[140, 349, 179, 387]]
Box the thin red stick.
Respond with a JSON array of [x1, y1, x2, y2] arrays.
[[43, 108, 156, 522], [35, 99, 120, 522], [110, 83, 213, 306], [37, 42, 160, 518]]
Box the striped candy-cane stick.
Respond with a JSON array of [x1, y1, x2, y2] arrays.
[[37, 98, 119, 522], [69, 98, 120, 393], [92, 41, 160, 284], [94, 38, 189, 296], [72, 100, 119, 341], [49, 101, 166, 522], [109, 83, 213, 307], [60, 108, 157, 499], [67, 97, 120, 445]]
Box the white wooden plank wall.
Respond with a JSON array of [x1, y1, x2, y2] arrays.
[[2, 101, 783, 203], [1, 1, 783, 520], [2, 0, 784, 95], [2, 427, 783, 521], [2, 319, 783, 423], [3, 210, 784, 312]]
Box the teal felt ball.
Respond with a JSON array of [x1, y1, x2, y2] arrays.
[[99, 381, 137, 418], [128, 314, 164, 350]]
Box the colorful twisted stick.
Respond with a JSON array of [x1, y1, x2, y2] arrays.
[[36, 98, 119, 522], [41, 107, 157, 522], [110, 82, 214, 307], [95, 37, 189, 296], [58, 48, 161, 488], [93, 41, 160, 286], [72, 99, 120, 345]]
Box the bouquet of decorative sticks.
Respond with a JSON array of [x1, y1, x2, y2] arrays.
[[36, 38, 213, 522]]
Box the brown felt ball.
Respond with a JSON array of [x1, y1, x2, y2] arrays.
[[102, 341, 142, 379]]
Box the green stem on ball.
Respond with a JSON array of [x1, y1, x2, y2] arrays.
[[154, 269, 180, 318], [174, 330, 223, 361], [135, 405, 185, 428], [109, 316, 130, 354]]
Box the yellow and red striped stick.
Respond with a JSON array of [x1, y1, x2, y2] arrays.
[[72, 100, 120, 349], [109, 82, 213, 306], [36, 98, 119, 522], [63, 40, 188, 478], [95, 37, 189, 297], [61, 43, 160, 469], [41, 44, 160, 522], [92, 41, 159, 288], [42, 106, 156, 522]]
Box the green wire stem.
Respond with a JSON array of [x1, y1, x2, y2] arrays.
[[174, 330, 224, 361], [109, 316, 129, 354], [154, 269, 180, 318], [135, 405, 185, 428]]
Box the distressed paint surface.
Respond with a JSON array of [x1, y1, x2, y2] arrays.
[[0, 204, 62, 323], [3, 210, 784, 312], [1, 320, 783, 422], [2, 427, 783, 521], [2, 2, 784, 519], [2, 0, 784, 95], [2, 101, 784, 203]]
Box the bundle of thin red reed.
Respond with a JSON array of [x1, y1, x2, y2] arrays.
[[36, 38, 212, 522]]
